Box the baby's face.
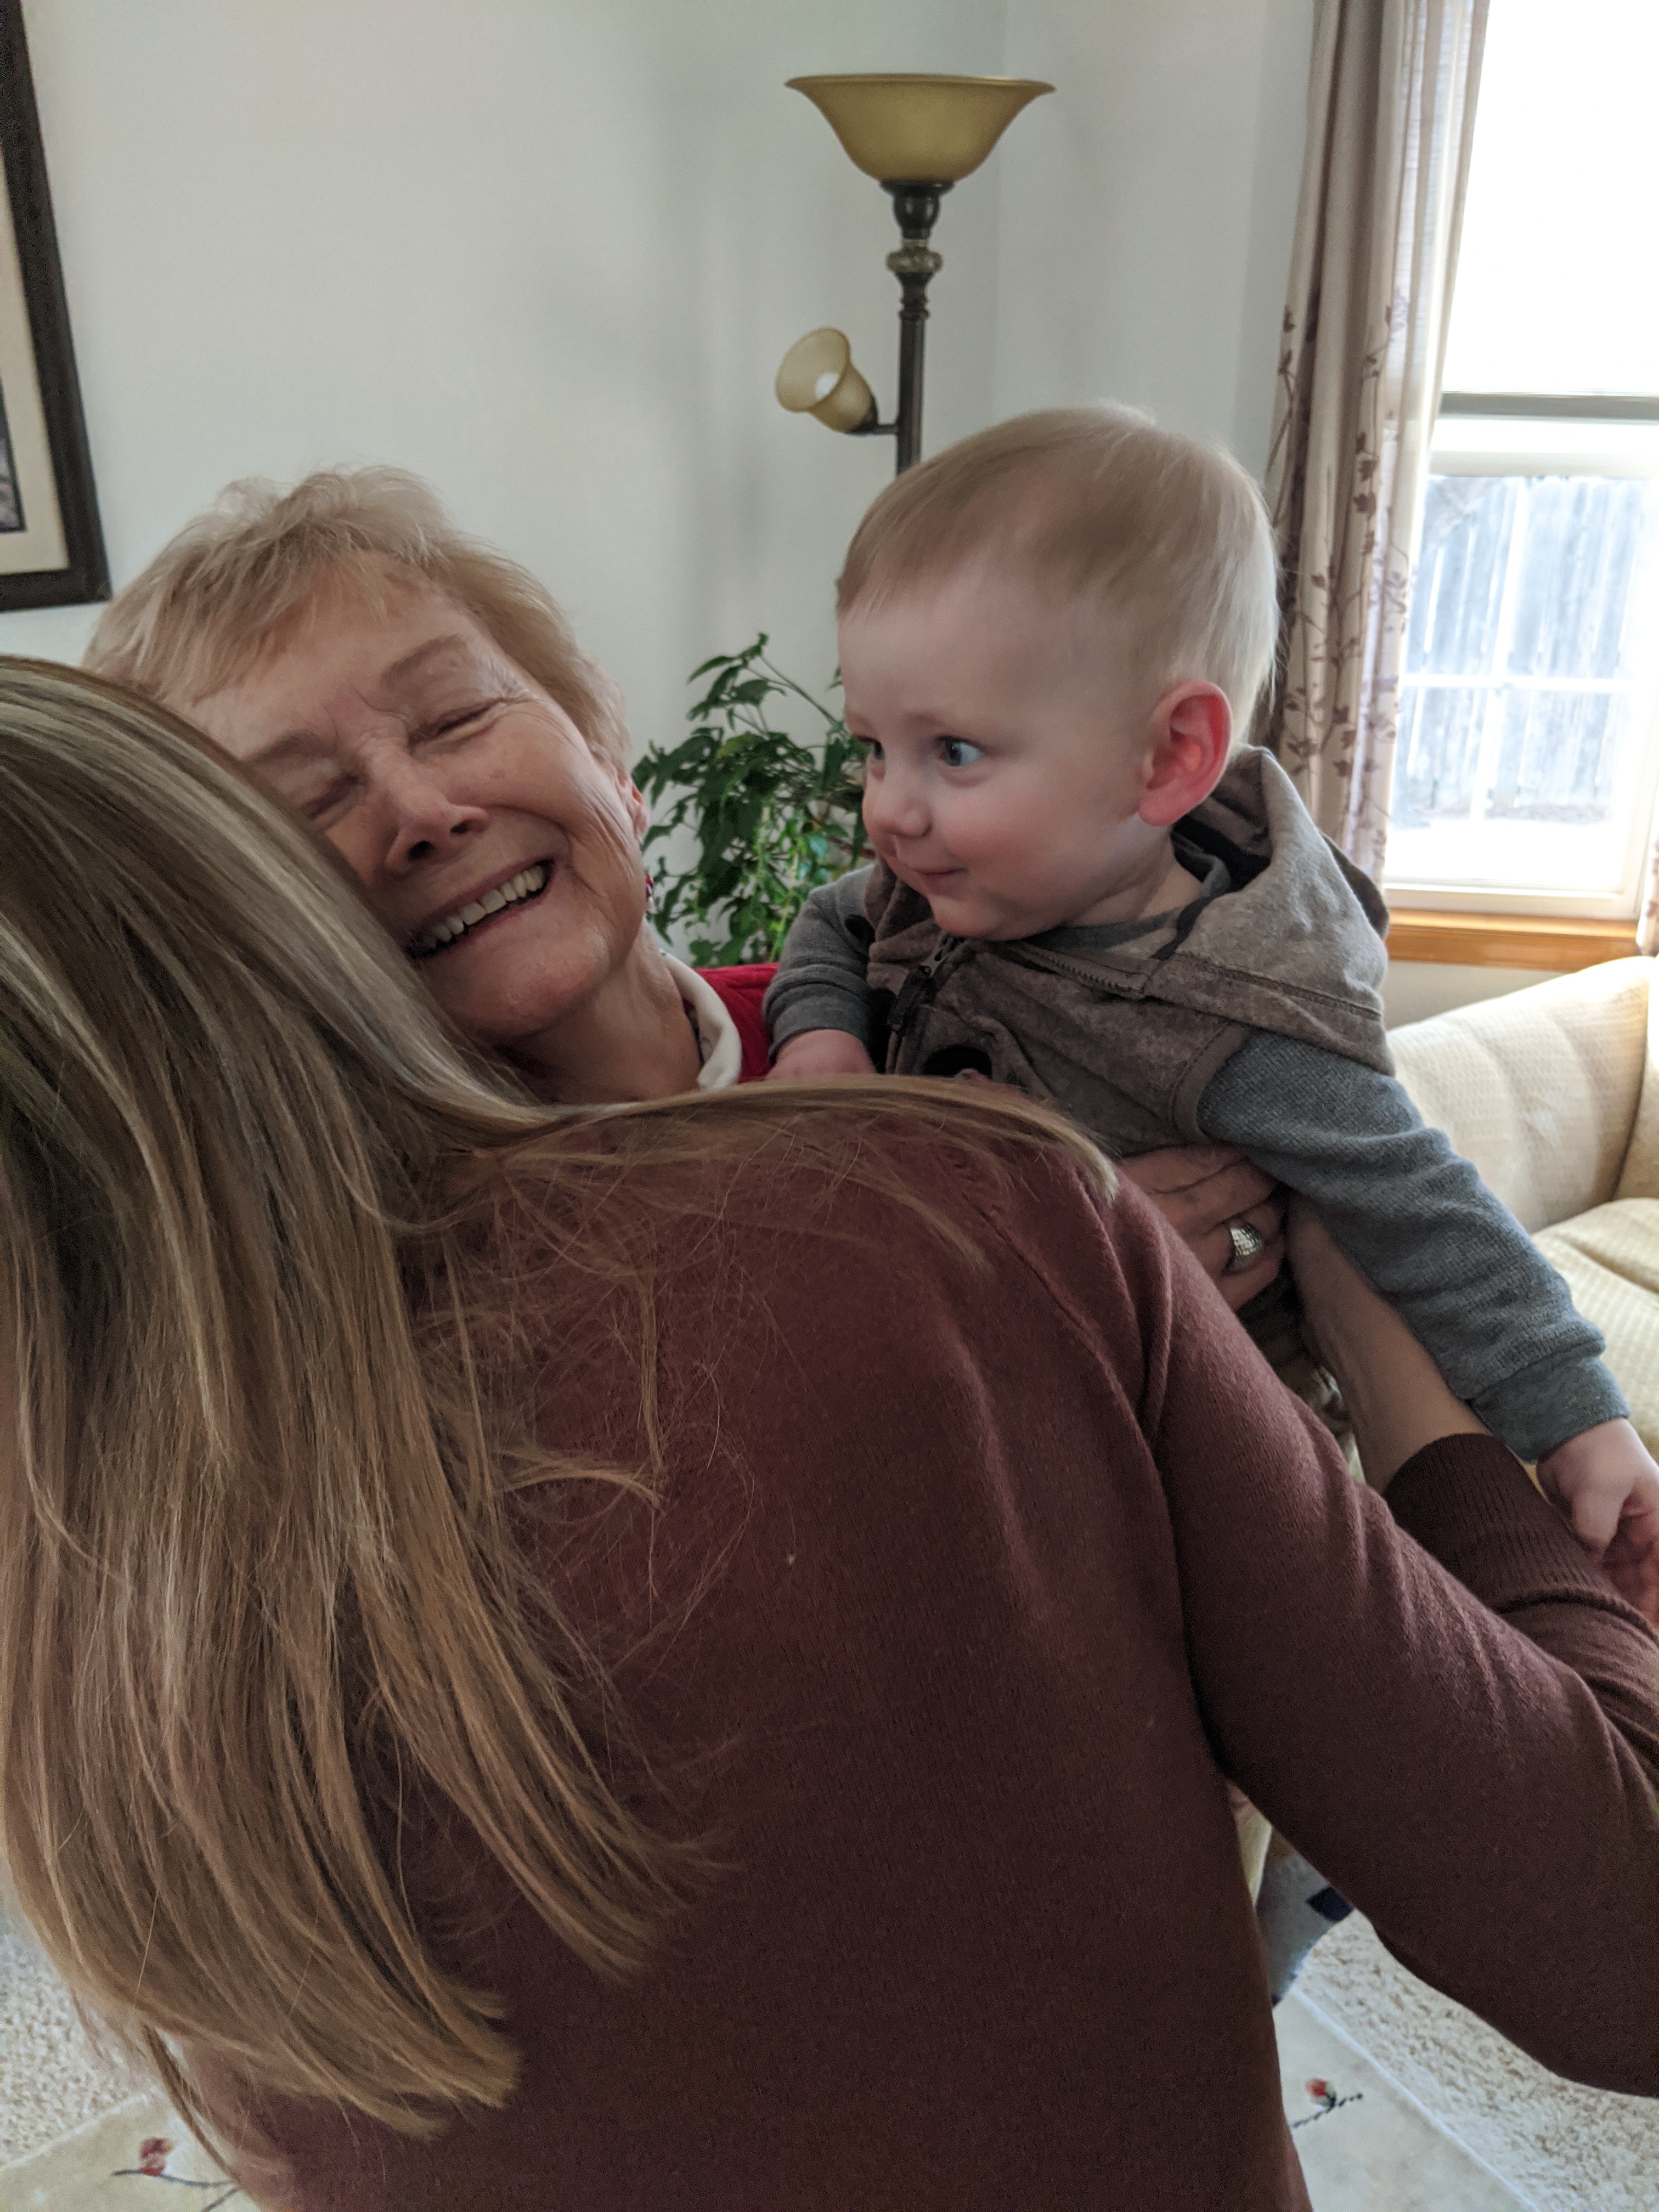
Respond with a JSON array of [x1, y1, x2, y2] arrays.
[[840, 567, 1169, 940]]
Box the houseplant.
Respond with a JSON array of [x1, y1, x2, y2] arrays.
[[636, 635, 867, 966]]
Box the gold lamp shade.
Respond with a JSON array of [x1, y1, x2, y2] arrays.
[[775, 328, 876, 432], [787, 73, 1052, 184]]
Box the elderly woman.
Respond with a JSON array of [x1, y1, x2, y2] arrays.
[[83, 466, 1288, 1305], [0, 660, 1656, 2212], [84, 469, 773, 1098]]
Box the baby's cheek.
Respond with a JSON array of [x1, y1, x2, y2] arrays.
[[950, 822, 1037, 891]]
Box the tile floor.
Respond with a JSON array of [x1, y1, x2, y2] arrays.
[[0, 2094, 244, 2210], [1277, 1989, 1533, 2210]]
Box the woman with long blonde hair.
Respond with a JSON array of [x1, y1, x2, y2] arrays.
[[1, 657, 1655, 2209]]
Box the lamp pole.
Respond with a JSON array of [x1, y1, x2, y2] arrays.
[[881, 183, 947, 472]]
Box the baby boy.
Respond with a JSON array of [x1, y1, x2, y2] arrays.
[[763, 404, 1659, 1612]]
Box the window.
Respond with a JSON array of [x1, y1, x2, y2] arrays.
[[1383, 0, 1659, 919]]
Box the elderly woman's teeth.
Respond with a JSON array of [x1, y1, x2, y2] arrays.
[[413, 863, 549, 956]]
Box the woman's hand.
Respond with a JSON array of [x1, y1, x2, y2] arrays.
[[1116, 1145, 1286, 1311], [1288, 1200, 1486, 1491]]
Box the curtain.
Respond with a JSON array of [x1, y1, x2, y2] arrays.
[[1257, 0, 1488, 879], [1638, 838, 1659, 958]]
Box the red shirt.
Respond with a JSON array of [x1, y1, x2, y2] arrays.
[[697, 962, 775, 1083]]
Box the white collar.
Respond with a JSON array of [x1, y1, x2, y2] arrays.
[[663, 956, 744, 1092]]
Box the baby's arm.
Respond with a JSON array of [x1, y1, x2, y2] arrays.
[[1198, 1032, 1659, 1615], [762, 866, 881, 1079]]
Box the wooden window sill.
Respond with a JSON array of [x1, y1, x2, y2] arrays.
[[1386, 910, 1643, 970]]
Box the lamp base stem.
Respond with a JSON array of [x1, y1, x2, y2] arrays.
[[882, 180, 950, 473]]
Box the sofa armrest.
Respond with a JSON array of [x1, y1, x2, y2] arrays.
[[1389, 958, 1651, 1233]]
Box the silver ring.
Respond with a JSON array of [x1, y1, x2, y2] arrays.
[[1226, 1220, 1267, 1272]]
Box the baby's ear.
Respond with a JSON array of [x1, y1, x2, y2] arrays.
[[1137, 683, 1232, 828]]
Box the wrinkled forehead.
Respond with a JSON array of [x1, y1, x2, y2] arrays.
[[189, 568, 528, 766], [205, 567, 516, 711], [181, 560, 496, 716]]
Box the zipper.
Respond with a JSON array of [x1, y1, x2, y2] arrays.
[[887, 934, 962, 1045]]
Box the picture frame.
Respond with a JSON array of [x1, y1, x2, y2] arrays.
[[0, 0, 107, 608]]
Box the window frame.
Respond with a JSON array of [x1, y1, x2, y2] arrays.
[[1384, 391, 1659, 941]]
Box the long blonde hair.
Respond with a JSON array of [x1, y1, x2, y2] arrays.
[[0, 659, 1105, 2135]]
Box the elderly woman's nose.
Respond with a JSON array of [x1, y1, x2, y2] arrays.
[[378, 757, 488, 870]]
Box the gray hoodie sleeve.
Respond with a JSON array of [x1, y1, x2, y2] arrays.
[[1198, 1030, 1628, 1462], [761, 866, 880, 1055]]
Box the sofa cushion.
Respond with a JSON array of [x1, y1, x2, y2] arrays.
[[1533, 1199, 1659, 1454], [1615, 958, 1659, 1204], [1391, 960, 1651, 1234]]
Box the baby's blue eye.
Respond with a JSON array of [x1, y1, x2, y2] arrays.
[[940, 737, 984, 768]]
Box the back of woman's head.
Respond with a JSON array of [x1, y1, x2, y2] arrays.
[[0, 659, 672, 2133], [82, 465, 632, 767]]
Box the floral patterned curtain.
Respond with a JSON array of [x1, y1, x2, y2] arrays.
[[1638, 839, 1659, 957], [1257, 0, 1488, 879]]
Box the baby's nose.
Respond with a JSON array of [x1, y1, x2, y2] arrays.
[[865, 768, 929, 841]]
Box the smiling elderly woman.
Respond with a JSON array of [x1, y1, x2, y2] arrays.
[[84, 469, 776, 1101]]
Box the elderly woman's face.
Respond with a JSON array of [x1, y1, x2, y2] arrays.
[[192, 577, 648, 1054]]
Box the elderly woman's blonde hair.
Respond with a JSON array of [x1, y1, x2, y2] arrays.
[[84, 465, 632, 766], [838, 404, 1280, 727]]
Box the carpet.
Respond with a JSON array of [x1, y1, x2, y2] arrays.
[[0, 1920, 131, 2166], [1298, 1912, 1659, 2211]]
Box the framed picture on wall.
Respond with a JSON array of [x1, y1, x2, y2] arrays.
[[0, 0, 107, 608]]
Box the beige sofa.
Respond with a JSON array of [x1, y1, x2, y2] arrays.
[[1390, 956, 1659, 1452]]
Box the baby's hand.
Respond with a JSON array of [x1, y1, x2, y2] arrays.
[[767, 1029, 878, 1081], [1536, 1418, 1659, 1623]]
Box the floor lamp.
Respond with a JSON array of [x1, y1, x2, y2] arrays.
[[775, 73, 1052, 473]]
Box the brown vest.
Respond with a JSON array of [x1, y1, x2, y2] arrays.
[[865, 747, 1391, 1159]]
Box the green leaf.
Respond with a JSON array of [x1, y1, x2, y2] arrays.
[[633, 634, 871, 969]]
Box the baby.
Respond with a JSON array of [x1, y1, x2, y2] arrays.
[[763, 402, 1659, 1990], [765, 404, 1659, 1611]]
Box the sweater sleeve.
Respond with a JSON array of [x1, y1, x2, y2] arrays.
[[761, 867, 879, 1054], [1197, 1029, 1628, 1459], [1049, 1173, 1659, 2095]]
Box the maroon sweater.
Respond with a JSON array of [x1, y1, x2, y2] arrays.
[[232, 1140, 1659, 2210]]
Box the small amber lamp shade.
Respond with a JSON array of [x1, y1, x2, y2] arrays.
[[775, 328, 877, 432], [787, 72, 1052, 184]]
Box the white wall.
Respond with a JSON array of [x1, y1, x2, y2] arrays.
[[2, 0, 1312, 759], [3, 0, 1007, 740], [994, 0, 1312, 476], [1383, 960, 1564, 1030]]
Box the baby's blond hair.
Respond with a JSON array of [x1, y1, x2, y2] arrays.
[[837, 404, 1278, 726]]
